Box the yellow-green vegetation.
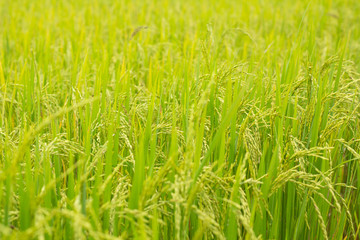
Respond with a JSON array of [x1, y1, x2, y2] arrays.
[[1, 0, 360, 239]]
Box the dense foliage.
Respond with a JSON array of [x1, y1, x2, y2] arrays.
[[0, 0, 360, 239]]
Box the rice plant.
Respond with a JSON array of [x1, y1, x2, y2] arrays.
[[0, 0, 359, 239]]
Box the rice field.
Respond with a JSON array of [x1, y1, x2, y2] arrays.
[[0, 0, 360, 239]]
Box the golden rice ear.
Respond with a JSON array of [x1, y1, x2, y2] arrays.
[[130, 26, 149, 40]]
